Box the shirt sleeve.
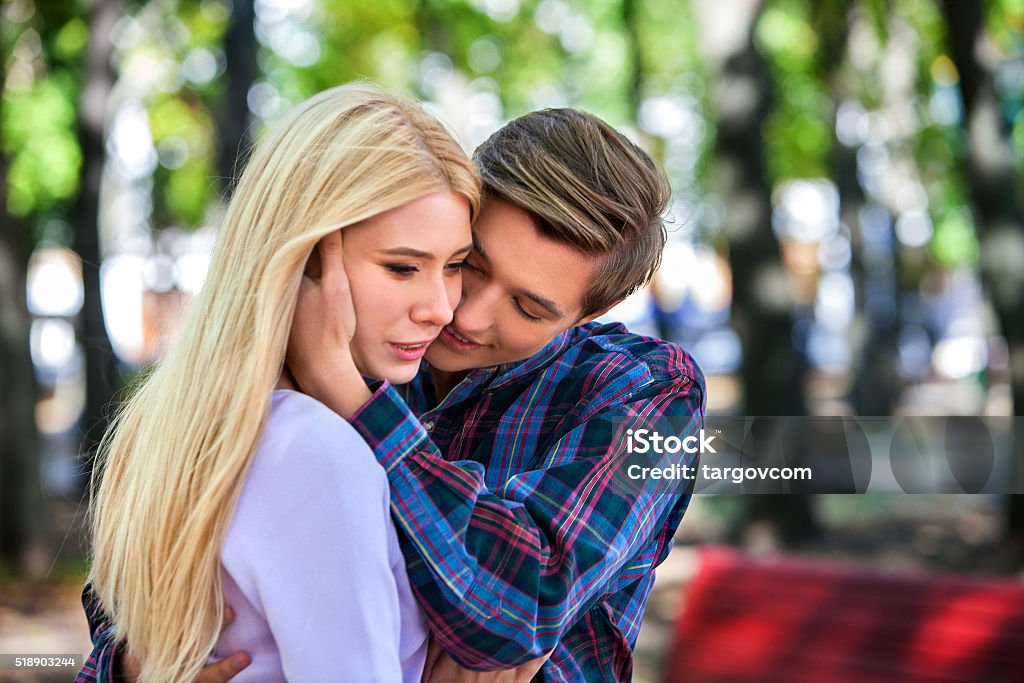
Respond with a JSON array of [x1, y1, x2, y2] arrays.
[[227, 409, 406, 682], [74, 585, 120, 683], [348, 375, 704, 669]]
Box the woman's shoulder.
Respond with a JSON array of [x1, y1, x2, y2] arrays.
[[264, 389, 366, 448], [221, 390, 395, 610], [249, 390, 385, 491]]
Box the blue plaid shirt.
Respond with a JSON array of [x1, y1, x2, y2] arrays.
[[78, 321, 705, 682]]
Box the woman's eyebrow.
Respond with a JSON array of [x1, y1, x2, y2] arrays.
[[378, 247, 435, 258], [378, 243, 473, 259]]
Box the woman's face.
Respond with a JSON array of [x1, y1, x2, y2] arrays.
[[342, 191, 472, 384]]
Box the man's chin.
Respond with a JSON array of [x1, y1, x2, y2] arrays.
[[424, 347, 473, 373]]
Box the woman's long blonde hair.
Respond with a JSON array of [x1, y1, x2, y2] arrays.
[[88, 84, 479, 682]]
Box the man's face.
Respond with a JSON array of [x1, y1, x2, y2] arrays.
[[425, 197, 604, 373]]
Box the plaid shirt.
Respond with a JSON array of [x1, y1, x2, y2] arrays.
[[77, 321, 705, 682]]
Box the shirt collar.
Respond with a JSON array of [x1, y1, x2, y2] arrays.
[[472, 327, 574, 391], [416, 326, 576, 411]]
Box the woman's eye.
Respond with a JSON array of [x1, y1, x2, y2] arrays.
[[385, 264, 418, 275], [513, 298, 543, 321]]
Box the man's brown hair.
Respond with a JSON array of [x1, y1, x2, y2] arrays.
[[474, 108, 670, 318]]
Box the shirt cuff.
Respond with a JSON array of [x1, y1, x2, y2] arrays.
[[349, 381, 429, 471], [106, 640, 121, 683]]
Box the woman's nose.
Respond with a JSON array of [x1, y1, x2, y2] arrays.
[[411, 275, 455, 327]]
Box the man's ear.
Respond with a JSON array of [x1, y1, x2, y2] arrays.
[[576, 298, 625, 326]]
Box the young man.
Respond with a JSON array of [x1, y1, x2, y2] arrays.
[[80, 109, 705, 682]]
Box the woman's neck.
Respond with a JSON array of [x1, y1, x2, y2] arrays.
[[429, 367, 470, 404], [276, 368, 299, 391]]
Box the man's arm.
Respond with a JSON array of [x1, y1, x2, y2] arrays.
[[75, 585, 250, 683], [348, 377, 703, 669], [75, 585, 120, 683], [422, 639, 549, 682]]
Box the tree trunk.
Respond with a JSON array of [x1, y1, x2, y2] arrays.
[[0, 187, 47, 574], [622, 0, 643, 115], [708, 9, 806, 416], [74, 0, 122, 472], [693, 0, 816, 545], [0, 35, 46, 571], [811, 2, 903, 416], [217, 0, 257, 199], [940, 0, 1024, 568]]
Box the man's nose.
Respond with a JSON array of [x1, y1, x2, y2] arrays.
[[451, 282, 497, 335]]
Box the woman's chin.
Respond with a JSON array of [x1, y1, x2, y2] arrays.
[[372, 363, 420, 386]]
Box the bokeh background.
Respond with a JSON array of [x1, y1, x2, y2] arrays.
[[1, 0, 1023, 681]]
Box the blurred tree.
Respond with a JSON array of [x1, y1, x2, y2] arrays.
[[940, 0, 1024, 566], [0, 63, 45, 573], [693, 0, 816, 545], [416, 0, 452, 55], [622, 0, 643, 112], [698, 0, 806, 415], [809, 1, 904, 416], [216, 0, 255, 197], [1, 0, 86, 570], [139, 1, 225, 229], [73, 0, 122, 465]]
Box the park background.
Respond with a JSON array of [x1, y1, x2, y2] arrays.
[[1, 0, 1023, 681]]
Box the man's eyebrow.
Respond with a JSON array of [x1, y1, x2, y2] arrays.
[[518, 289, 565, 318], [471, 234, 489, 263], [472, 234, 564, 318]]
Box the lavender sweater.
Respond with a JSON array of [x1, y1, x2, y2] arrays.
[[209, 390, 429, 681]]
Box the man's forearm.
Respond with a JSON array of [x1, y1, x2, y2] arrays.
[[77, 585, 121, 683], [350, 382, 701, 668]]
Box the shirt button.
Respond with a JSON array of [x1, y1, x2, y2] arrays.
[[423, 420, 435, 432]]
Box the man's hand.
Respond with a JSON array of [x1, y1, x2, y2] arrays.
[[117, 607, 251, 683], [194, 652, 252, 683], [421, 639, 549, 683], [286, 229, 371, 418]]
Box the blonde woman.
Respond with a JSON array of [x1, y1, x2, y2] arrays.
[[84, 84, 478, 682]]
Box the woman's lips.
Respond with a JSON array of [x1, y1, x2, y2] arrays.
[[389, 341, 432, 361], [439, 325, 481, 351]]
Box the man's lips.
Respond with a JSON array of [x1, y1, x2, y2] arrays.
[[439, 325, 483, 351]]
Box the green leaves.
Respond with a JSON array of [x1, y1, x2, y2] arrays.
[[3, 74, 81, 216]]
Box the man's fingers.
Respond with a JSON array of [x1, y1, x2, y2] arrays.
[[318, 230, 348, 288], [514, 653, 550, 682], [319, 229, 343, 268], [421, 639, 445, 682], [221, 605, 235, 630], [194, 652, 251, 683], [120, 652, 142, 682]]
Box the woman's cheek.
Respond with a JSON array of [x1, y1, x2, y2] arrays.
[[446, 274, 463, 308]]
